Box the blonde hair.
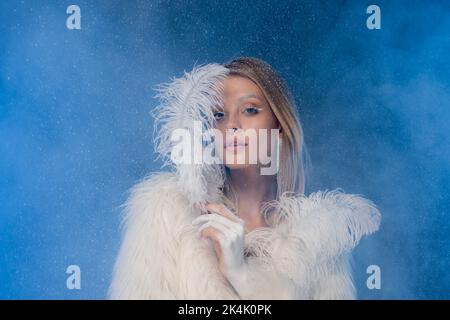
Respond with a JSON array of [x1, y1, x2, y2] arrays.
[[220, 57, 311, 214]]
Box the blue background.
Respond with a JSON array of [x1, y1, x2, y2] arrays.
[[1, 0, 449, 299]]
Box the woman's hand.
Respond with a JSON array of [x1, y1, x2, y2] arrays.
[[191, 202, 250, 293]]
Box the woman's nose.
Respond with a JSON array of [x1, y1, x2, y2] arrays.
[[225, 114, 241, 132]]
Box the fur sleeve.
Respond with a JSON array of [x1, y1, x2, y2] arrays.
[[108, 172, 186, 299]]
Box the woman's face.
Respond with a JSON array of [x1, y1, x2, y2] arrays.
[[213, 75, 280, 170]]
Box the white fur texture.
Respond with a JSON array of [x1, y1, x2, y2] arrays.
[[109, 172, 381, 299]]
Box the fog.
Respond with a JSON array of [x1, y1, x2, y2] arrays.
[[0, 0, 449, 298]]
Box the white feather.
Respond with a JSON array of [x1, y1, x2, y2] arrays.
[[151, 63, 229, 206]]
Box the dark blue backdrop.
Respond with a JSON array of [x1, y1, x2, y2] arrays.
[[1, 0, 449, 299]]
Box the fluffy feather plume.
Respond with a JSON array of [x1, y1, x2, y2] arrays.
[[151, 63, 229, 206]]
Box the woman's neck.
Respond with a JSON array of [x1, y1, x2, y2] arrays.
[[227, 166, 277, 230]]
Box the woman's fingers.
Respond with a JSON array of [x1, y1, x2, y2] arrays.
[[192, 202, 247, 250], [204, 203, 244, 224], [197, 220, 230, 245], [194, 208, 247, 278], [192, 212, 243, 233], [194, 201, 243, 225], [197, 222, 224, 259]]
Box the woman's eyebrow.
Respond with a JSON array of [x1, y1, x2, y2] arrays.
[[237, 93, 264, 103]]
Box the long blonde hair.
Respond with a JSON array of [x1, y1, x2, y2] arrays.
[[220, 57, 310, 213]]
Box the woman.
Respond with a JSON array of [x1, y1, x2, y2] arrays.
[[108, 57, 381, 299]]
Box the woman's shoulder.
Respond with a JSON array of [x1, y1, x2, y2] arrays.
[[120, 171, 190, 226]]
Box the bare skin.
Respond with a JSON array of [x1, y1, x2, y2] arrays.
[[197, 75, 282, 268]]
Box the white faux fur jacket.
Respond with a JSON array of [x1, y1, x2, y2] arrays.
[[108, 171, 381, 300]]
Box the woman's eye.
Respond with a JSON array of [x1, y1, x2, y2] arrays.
[[243, 106, 261, 115], [214, 111, 225, 120]]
